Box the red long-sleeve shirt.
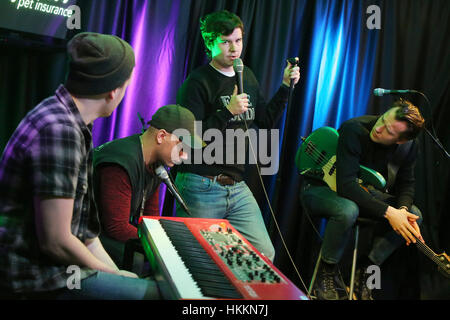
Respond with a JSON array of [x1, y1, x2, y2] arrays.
[[97, 165, 160, 242]]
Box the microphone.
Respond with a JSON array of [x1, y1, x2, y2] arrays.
[[287, 57, 299, 90], [373, 88, 414, 96], [233, 58, 244, 94], [155, 165, 191, 216]]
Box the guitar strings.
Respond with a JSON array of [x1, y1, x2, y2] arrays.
[[414, 238, 442, 264], [303, 141, 336, 174], [304, 141, 331, 164]]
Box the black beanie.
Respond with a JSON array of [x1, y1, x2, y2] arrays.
[[65, 32, 135, 95]]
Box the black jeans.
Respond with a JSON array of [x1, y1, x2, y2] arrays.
[[300, 183, 422, 265]]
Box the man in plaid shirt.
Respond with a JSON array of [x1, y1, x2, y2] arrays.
[[0, 32, 160, 299]]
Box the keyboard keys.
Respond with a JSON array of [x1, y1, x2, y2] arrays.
[[159, 219, 242, 299]]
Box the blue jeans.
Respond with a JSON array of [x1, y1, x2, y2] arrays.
[[1, 271, 161, 300], [175, 172, 275, 261], [301, 182, 422, 265], [53, 271, 161, 300]]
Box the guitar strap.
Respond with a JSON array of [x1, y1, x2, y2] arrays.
[[386, 140, 413, 192]]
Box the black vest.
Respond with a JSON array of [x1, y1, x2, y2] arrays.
[[93, 134, 160, 226]]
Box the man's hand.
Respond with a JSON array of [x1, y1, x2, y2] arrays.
[[282, 57, 300, 87], [116, 270, 139, 278], [34, 197, 142, 277], [227, 85, 249, 115], [384, 206, 422, 245], [404, 208, 424, 243]]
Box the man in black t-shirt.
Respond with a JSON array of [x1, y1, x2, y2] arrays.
[[301, 99, 425, 300], [175, 10, 300, 261]]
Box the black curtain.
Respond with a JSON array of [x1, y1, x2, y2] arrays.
[[1, 0, 449, 299], [0, 44, 67, 151], [364, 0, 450, 299], [165, 0, 450, 299]]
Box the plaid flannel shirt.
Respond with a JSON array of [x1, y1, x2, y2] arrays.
[[0, 85, 98, 293]]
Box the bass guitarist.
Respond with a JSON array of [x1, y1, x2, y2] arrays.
[[300, 99, 425, 300]]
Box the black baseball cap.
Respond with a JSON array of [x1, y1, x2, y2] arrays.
[[148, 104, 205, 149]]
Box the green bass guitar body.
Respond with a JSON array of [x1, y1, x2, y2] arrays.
[[295, 126, 386, 191]]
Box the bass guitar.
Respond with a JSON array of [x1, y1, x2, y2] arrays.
[[295, 126, 386, 191], [414, 235, 450, 278], [296, 126, 450, 278]]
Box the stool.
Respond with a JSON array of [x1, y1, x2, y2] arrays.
[[348, 217, 377, 300], [308, 217, 378, 300]]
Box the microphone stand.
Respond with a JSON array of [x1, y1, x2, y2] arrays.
[[137, 112, 147, 133], [269, 58, 299, 235], [424, 127, 450, 159], [412, 91, 450, 159], [156, 165, 192, 216]]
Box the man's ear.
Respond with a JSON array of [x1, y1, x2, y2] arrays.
[[205, 37, 216, 52], [155, 129, 167, 145], [105, 89, 116, 102]]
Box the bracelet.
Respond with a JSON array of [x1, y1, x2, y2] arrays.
[[399, 206, 408, 211]]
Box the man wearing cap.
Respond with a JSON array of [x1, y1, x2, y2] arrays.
[[0, 32, 160, 299], [93, 104, 203, 267]]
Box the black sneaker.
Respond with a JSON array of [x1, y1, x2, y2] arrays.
[[313, 267, 340, 300], [354, 267, 374, 300]]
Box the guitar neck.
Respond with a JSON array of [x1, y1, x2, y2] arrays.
[[414, 236, 444, 266]]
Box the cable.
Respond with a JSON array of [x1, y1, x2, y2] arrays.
[[412, 91, 450, 159], [241, 116, 312, 299]]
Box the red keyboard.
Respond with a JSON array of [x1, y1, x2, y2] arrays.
[[139, 216, 308, 300]]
